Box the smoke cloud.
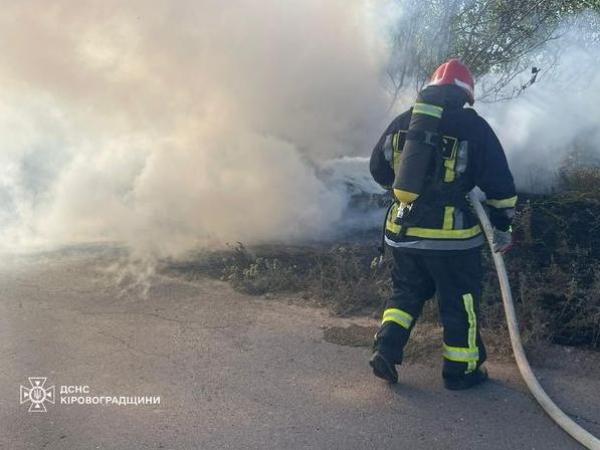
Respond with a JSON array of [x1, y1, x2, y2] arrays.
[[479, 28, 600, 192], [0, 0, 390, 257], [2, 2, 598, 259]]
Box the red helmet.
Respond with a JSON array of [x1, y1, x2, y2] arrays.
[[428, 59, 475, 104]]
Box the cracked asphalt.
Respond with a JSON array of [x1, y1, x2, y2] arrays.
[[1, 247, 598, 449]]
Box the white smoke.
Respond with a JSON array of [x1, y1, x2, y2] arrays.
[[0, 0, 393, 257], [2, 2, 598, 260], [383, 18, 600, 194], [477, 28, 600, 192]]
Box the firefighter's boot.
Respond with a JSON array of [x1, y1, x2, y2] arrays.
[[369, 350, 398, 384], [370, 323, 406, 384], [443, 365, 488, 390]]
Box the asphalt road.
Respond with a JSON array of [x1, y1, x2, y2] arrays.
[[1, 247, 598, 449]]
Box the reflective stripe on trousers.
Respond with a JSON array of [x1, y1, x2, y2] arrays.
[[381, 308, 414, 330], [443, 293, 479, 373]]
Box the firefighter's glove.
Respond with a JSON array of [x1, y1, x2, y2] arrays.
[[492, 228, 513, 254]]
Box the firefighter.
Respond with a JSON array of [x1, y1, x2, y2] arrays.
[[369, 59, 516, 390]]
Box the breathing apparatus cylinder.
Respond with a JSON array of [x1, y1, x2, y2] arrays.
[[392, 86, 447, 222]]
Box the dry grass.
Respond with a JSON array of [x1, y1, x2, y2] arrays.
[[164, 242, 391, 315], [165, 230, 599, 352], [164, 168, 600, 351]]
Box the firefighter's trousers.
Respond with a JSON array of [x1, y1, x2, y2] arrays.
[[375, 247, 486, 377]]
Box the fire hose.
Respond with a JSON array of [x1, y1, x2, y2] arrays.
[[469, 191, 600, 450]]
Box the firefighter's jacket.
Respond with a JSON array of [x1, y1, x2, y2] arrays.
[[370, 104, 517, 251]]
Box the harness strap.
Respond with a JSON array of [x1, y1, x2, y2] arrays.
[[405, 129, 443, 148]]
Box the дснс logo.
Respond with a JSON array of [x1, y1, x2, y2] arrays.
[[20, 377, 55, 412]]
